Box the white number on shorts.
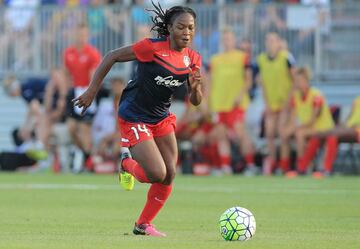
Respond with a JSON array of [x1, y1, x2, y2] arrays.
[[131, 124, 150, 140]]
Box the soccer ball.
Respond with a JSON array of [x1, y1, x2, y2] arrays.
[[219, 206, 256, 241]]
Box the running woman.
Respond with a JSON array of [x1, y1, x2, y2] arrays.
[[73, 2, 202, 237]]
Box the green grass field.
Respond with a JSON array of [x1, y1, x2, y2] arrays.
[[0, 173, 359, 249]]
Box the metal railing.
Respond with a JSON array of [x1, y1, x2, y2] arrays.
[[0, 3, 359, 83]]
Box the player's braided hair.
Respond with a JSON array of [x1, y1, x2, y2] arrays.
[[147, 1, 196, 38]]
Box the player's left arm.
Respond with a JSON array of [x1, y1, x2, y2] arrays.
[[301, 96, 323, 128]]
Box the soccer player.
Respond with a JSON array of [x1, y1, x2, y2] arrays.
[[209, 28, 256, 175], [73, 3, 202, 236], [63, 23, 102, 172], [3, 74, 48, 150], [315, 96, 360, 143], [284, 67, 337, 177], [257, 32, 296, 174]]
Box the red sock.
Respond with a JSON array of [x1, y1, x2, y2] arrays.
[[209, 144, 220, 167], [122, 158, 150, 183], [323, 136, 338, 172], [298, 137, 320, 173], [279, 158, 290, 172], [219, 155, 231, 168], [137, 183, 172, 225], [244, 154, 255, 166]]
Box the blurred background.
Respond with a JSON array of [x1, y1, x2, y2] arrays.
[[0, 0, 359, 175]]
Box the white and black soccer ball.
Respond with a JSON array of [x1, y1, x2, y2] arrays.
[[219, 206, 256, 241]]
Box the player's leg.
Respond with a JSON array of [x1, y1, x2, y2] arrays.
[[133, 133, 176, 233], [66, 118, 82, 150], [295, 128, 320, 174], [78, 121, 94, 171], [317, 126, 359, 142], [319, 135, 338, 175], [129, 140, 167, 183], [131, 115, 178, 237], [263, 111, 278, 175], [211, 123, 232, 174], [278, 111, 295, 173], [233, 120, 257, 175], [279, 124, 295, 173], [37, 112, 53, 151], [126, 139, 168, 236]]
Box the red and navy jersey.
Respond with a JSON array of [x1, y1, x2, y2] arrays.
[[119, 37, 202, 124]]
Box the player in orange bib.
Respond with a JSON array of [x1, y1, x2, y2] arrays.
[[283, 68, 338, 177], [257, 32, 296, 174], [208, 28, 256, 175]]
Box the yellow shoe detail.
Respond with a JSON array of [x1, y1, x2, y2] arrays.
[[119, 172, 134, 191]]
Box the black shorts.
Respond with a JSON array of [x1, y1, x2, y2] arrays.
[[66, 88, 96, 123]]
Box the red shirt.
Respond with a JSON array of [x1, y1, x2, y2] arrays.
[[118, 37, 201, 124], [63, 44, 101, 87], [290, 91, 324, 108]]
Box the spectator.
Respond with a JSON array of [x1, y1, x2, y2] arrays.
[[256, 32, 296, 174], [87, 0, 106, 52], [259, 4, 287, 35], [1, 0, 39, 70], [209, 28, 256, 175], [63, 22, 102, 172]]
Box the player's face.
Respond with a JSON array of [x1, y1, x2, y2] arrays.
[[76, 27, 89, 46], [265, 33, 280, 55], [169, 13, 195, 51], [222, 31, 236, 51], [295, 74, 309, 93]]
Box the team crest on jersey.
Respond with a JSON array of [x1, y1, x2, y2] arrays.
[[183, 56, 190, 67]]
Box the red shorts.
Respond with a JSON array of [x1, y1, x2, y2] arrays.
[[118, 113, 177, 147], [216, 107, 245, 128], [199, 121, 213, 134]]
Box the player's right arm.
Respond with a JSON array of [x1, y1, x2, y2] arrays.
[[74, 39, 155, 115], [73, 45, 136, 115]]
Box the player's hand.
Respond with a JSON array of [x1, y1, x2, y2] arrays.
[[188, 66, 202, 92], [72, 89, 96, 116]]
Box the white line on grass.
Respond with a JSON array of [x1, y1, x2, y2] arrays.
[[0, 183, 358, 195]]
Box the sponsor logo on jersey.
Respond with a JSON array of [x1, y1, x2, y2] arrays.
[[154, 75, 186, 88]]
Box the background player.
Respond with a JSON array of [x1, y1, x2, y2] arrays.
[[283, 67, 337, 177], [209, 28, 256, 175], [73, 2, 202, 237], [257, 32, 296, 174], [315, 96, 360, 143], [63, 23, 102, 172]]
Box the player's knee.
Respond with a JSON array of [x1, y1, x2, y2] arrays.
[[147, 168, 166, 183], [295, 130, 304, 140], [266, 131, 275, 140], [279, 130, 289, 141], [163, 166, 176, 185]]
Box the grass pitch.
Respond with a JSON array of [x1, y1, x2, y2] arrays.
[[0, 173, 359, 249]]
